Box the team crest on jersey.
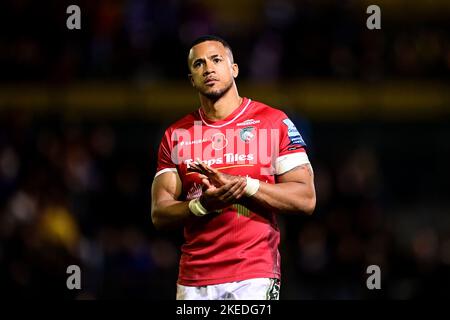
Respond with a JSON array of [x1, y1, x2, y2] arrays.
[[239, 126, 255, 143], [211, 132, 228, 150], [282, 118, 306, 146]]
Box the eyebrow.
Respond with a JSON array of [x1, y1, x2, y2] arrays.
[[192, 54, 224, 66]]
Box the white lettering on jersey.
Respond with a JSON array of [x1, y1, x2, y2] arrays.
[[184, 154, 255, 168]]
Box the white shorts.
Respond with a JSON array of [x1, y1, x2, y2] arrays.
[[176, 278, 280, 300]]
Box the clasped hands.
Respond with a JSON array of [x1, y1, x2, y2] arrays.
[[188, 159, 247, 212]]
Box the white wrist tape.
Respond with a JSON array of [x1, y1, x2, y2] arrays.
[[245, 177, 260, 197], [188, 198, 209, 216]]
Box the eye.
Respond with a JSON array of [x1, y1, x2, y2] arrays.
[[193, 61, 202, 68], [213, 57, 222, 63]]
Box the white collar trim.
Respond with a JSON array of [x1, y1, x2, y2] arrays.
[[198, 99, 252, 128]]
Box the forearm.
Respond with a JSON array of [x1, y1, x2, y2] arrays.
[[243, 180, 316, 215], [151, 175, 248, 229], [151, 200, 193, 230]]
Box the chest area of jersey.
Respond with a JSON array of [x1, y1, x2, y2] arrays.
[[172, 119, 280, 171]]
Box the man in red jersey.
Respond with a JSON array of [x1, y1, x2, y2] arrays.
[[151, 35, 316, 300]]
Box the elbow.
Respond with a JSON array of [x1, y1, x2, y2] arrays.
[[151, 209, 164, 230], [293, 191, 316, 216], [302, 184, 316, 215], [303, 195, 316, 216], [151, 207, 177, 231]]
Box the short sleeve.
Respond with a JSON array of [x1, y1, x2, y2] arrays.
[[275, 114, 310, 175], [155, 129, 177, 178]]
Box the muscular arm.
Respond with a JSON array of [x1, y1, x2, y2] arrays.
[[243, 164, 316, 215], [190, 161, 316, 216], [151, 172, 192, 230], [151, 171, 248, 230]]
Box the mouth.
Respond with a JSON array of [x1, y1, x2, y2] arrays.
[[204, 78, 218, 85]]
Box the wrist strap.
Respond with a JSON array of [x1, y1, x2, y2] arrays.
[[189, 198, 209, 216], [245, 177, 260, 197]]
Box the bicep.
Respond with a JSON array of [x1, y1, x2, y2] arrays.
[[151, 171, 182, 207], [275, 163, 314, 185]]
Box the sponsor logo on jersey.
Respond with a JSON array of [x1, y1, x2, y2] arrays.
[[282, 118, 306, 146], [184, 153, 254, 168], [236, 119, 261, 126], [179, 138, 209, 147]]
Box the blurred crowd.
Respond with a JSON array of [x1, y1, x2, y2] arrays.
[[0, 111, 181, 299], [1, 110, 449, 299], [0, 0, 449, 83]]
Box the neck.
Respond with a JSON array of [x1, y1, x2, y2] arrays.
[[199, 84, 242, 121]]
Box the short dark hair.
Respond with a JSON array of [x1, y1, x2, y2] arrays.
[[190, 35, 232, 53], [187, 35, 234, 68]]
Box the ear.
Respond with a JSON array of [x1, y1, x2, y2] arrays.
[[232, 63, 239, 79], [188, 74, 195, 87]]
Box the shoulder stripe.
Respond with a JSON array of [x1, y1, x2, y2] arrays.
[[275, 152, 310, 175]]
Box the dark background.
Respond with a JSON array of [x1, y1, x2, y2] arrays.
[[0, 0, 449, 299]]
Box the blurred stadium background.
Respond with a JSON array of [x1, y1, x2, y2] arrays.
[[1, 0, 449, 299]]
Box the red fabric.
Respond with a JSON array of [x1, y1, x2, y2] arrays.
[[155, 97, 307, 286]]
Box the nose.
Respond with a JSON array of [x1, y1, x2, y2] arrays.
[[202, 60, 214, 76]]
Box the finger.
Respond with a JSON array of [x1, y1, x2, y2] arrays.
[[195, 158, 207, 169], [201, 178, 213, 189], [189, 162, 205, 173], [195, 159, 226, 178], [215, 172, 229, 185], [196, 161, 214, 175], [207, 165, 221, 175], [195, 158, 216, 175], [207, 179, 239, 197], [221, 178, 246, 202], [195, 162, 229, 186], [193, 160, 210, 170], [224, 179, 247, 203], [209, 169, 226, 184], [202, 165, 229, 184], [218, 181, 241, 201], [233, 178, 247, 200], [188, 165, 201, 173], [229, 178, 247, 201]]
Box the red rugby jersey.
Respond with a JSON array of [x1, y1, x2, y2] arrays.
[[155, 97, 310, 286]]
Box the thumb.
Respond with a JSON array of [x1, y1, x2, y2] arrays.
[[201, 178, 214, 190]]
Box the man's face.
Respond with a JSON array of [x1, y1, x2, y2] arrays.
[[188, 41, 239, 100]]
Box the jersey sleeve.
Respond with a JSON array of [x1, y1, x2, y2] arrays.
[[155, 128, 178, 178], [275, 113, 310, 175]]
